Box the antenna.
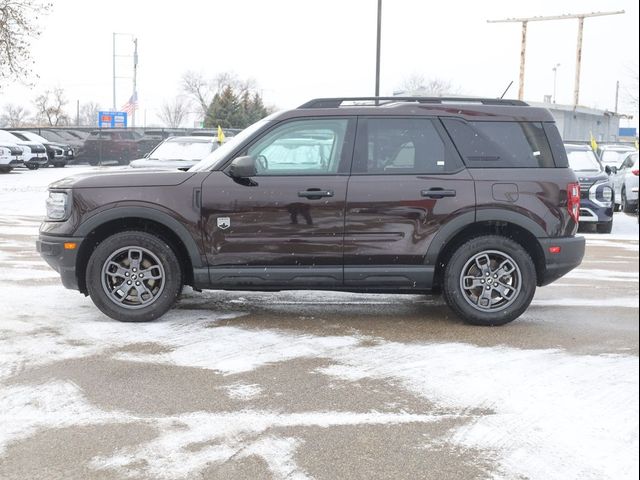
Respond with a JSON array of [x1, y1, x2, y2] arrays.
[[500, 81, 514, 99]]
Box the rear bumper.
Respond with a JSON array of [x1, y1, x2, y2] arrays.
[[36, 234, 84, 290], [538, 236, 585, 286]]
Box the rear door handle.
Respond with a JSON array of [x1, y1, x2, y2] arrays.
[[298, 189, 334, 199], [421, 188, 456, 199]]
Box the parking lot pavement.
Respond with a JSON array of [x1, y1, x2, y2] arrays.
[[0, 168, 638, 480]]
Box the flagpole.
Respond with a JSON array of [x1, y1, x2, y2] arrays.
[[132, 38, 138, 128]]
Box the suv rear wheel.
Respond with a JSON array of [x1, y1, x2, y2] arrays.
[[621, 187, 634, 213], [86, 231, 182, 322], [443, 235, 536, 326]]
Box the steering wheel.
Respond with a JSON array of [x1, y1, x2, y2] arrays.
[[256, 154, 269, 172]]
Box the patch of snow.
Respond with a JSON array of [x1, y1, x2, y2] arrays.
[[564, 268, 639, 282], [91, 410, 449, 480], [225, 382, 263, 400], [532, 297, 639, 308], [319, 343, 639, 480]]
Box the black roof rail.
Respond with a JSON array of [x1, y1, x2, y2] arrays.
[[298, 97, 529, 109]]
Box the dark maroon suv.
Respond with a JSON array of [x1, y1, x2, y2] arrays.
[[37, 97, 585, 325]]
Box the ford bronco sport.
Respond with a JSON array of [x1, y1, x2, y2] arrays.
[[37, 97, 585, 326]]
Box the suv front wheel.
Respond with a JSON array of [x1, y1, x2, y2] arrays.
[[86, 231, 182, 322], [443, 235, 536, 326]]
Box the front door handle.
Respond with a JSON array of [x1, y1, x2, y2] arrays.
[[421, 188, 456, 199], [298, 189, 334, 199]]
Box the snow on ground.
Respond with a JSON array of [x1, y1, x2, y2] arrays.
[[0, 167, 638, 479]]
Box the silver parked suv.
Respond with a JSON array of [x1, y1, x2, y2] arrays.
[[611, 152, 639, 213]]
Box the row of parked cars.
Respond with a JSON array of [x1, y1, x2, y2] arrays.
[[0, 129, 77, 172], [564, 142, 638, 232], [1, 127, 245, 173]]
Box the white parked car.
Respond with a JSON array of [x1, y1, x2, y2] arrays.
[[611, 152, 639, 213], [598, 144, 636, 170], [129, 136, 222, 170], [0, 143, 25, 173], [0, 130, 48, 169]]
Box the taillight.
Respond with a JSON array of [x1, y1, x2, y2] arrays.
[[567, 182, 580, 223], [632, 169, 639, 176]]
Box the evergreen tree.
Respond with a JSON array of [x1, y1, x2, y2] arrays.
[[204, 86, 241, 128], [204, 85, 270, 128]]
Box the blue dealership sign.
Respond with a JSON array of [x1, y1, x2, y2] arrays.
[[98, 111, 128, 128], [619, 127, 637, 137]]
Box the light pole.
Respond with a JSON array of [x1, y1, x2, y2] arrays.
[[552, 63, 560, 103], [375, 0, 382, 98]]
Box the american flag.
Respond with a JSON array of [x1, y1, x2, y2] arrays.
[[121, 91, 138, 115]]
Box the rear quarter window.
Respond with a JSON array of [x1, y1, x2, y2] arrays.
[[442, 119, 556, 168]]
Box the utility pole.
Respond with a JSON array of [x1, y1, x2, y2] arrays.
[[375, 0, 382, 98], [614, 80, 619, 113], [552, 63, 560, 103], [488, 11, 624, 104]]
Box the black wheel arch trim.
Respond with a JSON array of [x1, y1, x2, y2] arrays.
[[424, 209, 547, 265], [74, 206, 204, 268]]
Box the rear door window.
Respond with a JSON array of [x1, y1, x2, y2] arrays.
[[352, 118, 462, 174], [442, 119, 555, 168]]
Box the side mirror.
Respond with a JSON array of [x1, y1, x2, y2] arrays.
[[605, 165, 613, 175], [229, 156, 256, 178]]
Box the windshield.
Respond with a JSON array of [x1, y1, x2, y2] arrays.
[[21, 132, 48, 143], [567, 149, 602, 172], [149, 138, 215, 161], [601, 149, 634, 167], [189, 117, 273, 171], [0, 130, 21, 142]]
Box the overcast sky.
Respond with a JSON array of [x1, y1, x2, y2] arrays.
[[1, 0, 638, 127]]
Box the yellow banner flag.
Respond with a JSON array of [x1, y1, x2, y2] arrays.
[[590, 132, 598, 152], [217, 125, 225, 144]]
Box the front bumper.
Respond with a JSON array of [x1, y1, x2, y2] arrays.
[[25, 154, 49, 166], [538, 236, 586, 286], [578, 199, 614, 224], [36, 234, 84, 290]]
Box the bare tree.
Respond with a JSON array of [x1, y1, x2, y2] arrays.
[[157, 96, 191, 128], [182, 71, 215, 119], [624, 64, 639, 111], [79, 101, 101, 126], [0, 103, 30, 127], [397, 74, 460, 97], [182, 70, 258, 121], [33, 87, 69, 126], [0, 0, 52, 86]]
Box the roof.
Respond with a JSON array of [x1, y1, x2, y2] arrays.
[[563, 143, 593, 151], [165, 136, 215, 142], [287, 97, 554, 122]]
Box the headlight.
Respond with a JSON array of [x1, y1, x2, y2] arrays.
[[46, 191, 70, 220], [589, 182, 613, 207]]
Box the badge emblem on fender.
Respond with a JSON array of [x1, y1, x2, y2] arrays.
[[217, 217, 231, 230]]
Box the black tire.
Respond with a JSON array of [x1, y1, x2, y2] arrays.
[[53, 162, 65, 168], [596, 220, 613, 234], [621, 188, 634, 213], [26, 164, 38, 170], [443, 235, 537, 326], [0, 167, 10, 174], [86, 231, 182, 322]]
